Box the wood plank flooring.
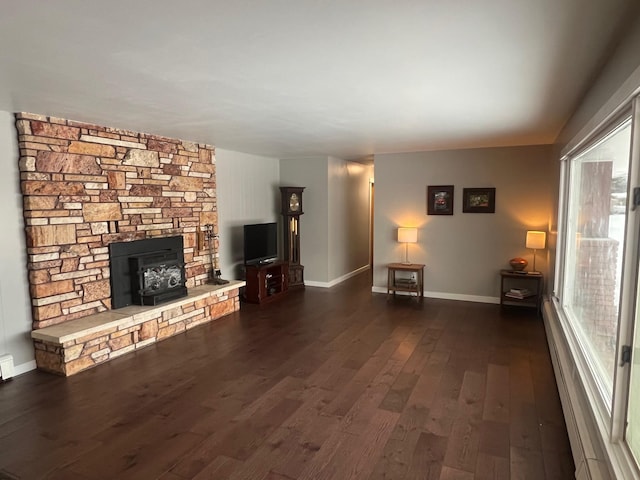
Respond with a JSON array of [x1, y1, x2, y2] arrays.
[[0, 272, 574, 479]]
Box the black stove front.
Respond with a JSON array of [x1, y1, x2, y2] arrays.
[[109, 236, 187, 308]]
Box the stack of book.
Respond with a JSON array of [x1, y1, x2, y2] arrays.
[[395, 278, 417, 288], [504, 288, 534, 299]]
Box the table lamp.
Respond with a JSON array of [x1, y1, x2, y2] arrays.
[[526, 230, 546, 274], [398, 227, 418, 264]]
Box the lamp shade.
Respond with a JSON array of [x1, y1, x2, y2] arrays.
[[398, 227, 418, 243], [526, 230, 546, 250]]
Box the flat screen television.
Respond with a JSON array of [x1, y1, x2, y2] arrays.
[[243, 222, 278, 265]]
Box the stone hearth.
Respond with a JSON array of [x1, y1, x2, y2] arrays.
[[32, 282, 243, 376]]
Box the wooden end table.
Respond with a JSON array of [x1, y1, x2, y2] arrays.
[[499, 269, 543, 314], [387, 263, 425, 299]]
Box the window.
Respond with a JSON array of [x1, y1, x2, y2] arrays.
[[553, 88, 640, 476], [561, 119, 632, 407]]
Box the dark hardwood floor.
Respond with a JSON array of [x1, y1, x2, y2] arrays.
[[0, 272, 574, 479]]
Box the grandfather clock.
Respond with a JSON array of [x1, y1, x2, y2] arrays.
[[280, 186, 305, 288]]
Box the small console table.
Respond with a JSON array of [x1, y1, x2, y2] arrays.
[[244, 261, 289, 304], [387, 263, 425, 299], [499, 270, 543, 314]]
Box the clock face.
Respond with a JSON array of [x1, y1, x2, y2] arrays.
[[289, 193, 300, 212]]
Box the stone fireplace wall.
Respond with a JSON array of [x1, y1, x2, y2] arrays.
[[17, 113, 219, 330]]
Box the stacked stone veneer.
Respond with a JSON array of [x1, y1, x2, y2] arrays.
[[32, 283, 241, 376], [16, 112, 242, 375]]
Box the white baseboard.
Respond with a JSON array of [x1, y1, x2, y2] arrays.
[[423, 290, 499, 304], [543, 300, 591, 479], [371, 286, 499, 305], [305, 265, 370, 289], [14, 360, 36, 377]]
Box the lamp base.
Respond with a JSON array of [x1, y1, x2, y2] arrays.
[[403, 243, 411, 265]]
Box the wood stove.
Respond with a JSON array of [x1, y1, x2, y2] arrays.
[[109, 236, 187, 308], [130, 250, 186, 306]]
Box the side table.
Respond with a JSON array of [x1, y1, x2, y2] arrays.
[[387, 263, 425, 299], [499, 270, 543, 314]]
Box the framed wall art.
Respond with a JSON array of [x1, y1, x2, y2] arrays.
[[427, 185, 454, 215], [462, 187, 495, 213]]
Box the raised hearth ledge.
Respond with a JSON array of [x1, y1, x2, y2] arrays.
[[31, 281, 245, 376]]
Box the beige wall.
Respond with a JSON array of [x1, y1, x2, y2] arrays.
[[547, 13, 640, 296], [0, 110, 33, 370], [281, 156, 372, 285], [215, 148, 281, 280], [218, 152, 372, 285], [557, 13, 640, 149], [374, 145, 555, 300], [280, 157, 330, 282], [328, 157, 373, 280]]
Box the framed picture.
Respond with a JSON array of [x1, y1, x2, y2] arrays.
[[427, 185, 454, 215], [462, 187, 496, 213]]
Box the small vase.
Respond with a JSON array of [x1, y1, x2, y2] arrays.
[[509, 257, 528, 271]]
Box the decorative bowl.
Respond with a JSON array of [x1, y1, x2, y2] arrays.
[[509, 257, 528, 271]]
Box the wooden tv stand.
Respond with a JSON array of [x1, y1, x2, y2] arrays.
[[244, 261, 289, 304]]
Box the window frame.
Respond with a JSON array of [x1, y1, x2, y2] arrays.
[[554, 103, 640, 474], [615, 97, 640, 444], [560, 114, 633, 409]]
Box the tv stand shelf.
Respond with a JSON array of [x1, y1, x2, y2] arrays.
[[244, 261, 289, 304]]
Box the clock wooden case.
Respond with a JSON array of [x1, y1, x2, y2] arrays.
[[281, 188, 303, 215], [280, 186, 305, 288]]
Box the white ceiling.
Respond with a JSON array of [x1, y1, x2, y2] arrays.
[[0, 1, 636, 159]]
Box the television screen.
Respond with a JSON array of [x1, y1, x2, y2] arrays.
[[243, 222, 278, 265]]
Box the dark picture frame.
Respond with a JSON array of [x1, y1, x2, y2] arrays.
[[427, 185, 454, 215], [462, 187, 496, 213]]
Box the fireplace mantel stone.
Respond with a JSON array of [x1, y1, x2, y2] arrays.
[[31, 281, 244, 376], [16, 113, 220, 332]]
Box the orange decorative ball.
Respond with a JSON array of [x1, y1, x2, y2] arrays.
[[509, 257, 528, 271]]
